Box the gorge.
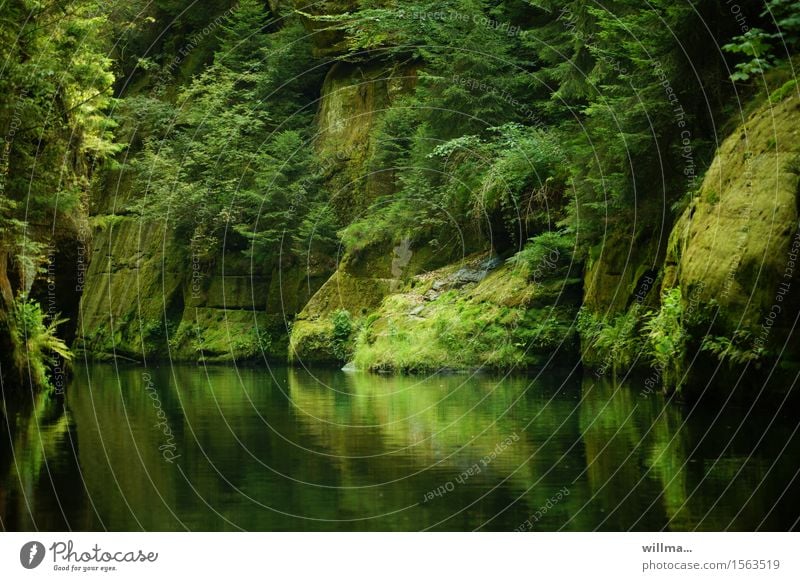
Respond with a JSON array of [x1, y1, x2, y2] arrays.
[[1, 0, 799, 531]]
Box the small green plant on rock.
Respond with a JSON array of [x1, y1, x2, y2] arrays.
[[643, 288, 687, 394], [331, 309, 354, 362], [578, 305, 643, 380], [701, 330, 765, 366]]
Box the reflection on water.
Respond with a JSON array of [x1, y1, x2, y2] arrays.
[[0, 364, 797, 531]]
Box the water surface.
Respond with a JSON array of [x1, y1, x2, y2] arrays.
[[1, 363, 798, 531]]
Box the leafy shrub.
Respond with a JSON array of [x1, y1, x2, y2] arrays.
[[509, 230, 576, 281], [643, 288, 687, 393], [723, 0, 800, 81], [331, 310, 354, 362], [701, 331, 765, 366], [578, 306, 643, 379], [231, 328, 273, 360], [11, 294, 72, 390]]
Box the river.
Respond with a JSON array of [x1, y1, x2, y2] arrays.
[[1, 363, 797, 531]]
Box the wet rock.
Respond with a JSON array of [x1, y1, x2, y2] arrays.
[[408, 305, 425, 317]]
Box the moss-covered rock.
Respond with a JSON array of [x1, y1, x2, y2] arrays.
[[292, 0, 360, 58], [289, 234, 458, 364], [583, 226, 665, 316], [76, 213, 329, 362], [316, 61, 417, 220], [351, 255, 580, 373], [75, 217, 184, 360], [665, 94, 800, 354]]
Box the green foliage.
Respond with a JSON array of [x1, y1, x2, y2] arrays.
[[1, 0, 781, 383], [131, 1, 333, 263], [723, 0, 800, 81], [0, 1, 118, 388], [643, 288, 687, 393], [330, 309, 354, 362], [343, 122, 569, 255], [11, 295, 72, 390], [723, 29, 776, 81], [701, 331, 765, 366], [510, 230, 575, 280], [578, 306, 643, 378], [769, 78, 799, 103], [0, 0, 119, 220], [327, 0, 741, 264]]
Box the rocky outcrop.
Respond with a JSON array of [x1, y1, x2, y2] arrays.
[[292, 0, 359, 58], [316, 61, 417, 220], [76, 209, 330, 362], [578, 92, 800, 395], [289, 49, 419, 362], [583, 226, 664, 316], [350, 254, 581, 373], [664, 94, 800, 353], [289, 239, 450, 364]]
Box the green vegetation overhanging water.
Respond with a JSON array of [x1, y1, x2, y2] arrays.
[[1, 364, 797, 531]]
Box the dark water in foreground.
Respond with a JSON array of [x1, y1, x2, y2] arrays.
[[1, 363, 798, 531]]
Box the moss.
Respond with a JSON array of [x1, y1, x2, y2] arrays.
[[77, 213, 328, 362], [169, 309, 278, 363], [665, 94, 800, 348], [289, 317, 337, 364], [351, 262, 579, 373], [315, 61, 416, 221], [293, 0, 360, 58], [768, 79, 799, 105], [583, 226, 666, 316]]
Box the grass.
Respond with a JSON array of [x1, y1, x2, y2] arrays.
[[353, 265, 578, 373]]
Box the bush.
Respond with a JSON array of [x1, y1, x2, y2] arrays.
[[331, 309, 354, 362], [509, 230, 576, 281], [643, 288, 687, 393], [578, 306, 643, 379], [11, 294, 72, 390]]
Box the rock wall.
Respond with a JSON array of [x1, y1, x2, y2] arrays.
[[579, 91, 800, 394], [76, 207, 330, 362], [664, 94, 800, 340]]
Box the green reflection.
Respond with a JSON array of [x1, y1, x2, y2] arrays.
[[1, 364, 797, 531]]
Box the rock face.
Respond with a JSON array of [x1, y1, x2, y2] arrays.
[[583, 228, 665, 316], [350, 255, 581, 373], [71, 2, 800, 386], [288, 31, 420, 362], [292, 0, 359, 58], [665, 94, 800, 353], [577, 93, 800, 395], [289, 239, 451, 364], [76, 210, 330, 362], [316, 61, 416, 220]]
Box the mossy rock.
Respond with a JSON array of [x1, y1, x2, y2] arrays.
[[583, 226, 665, 316], [289, 317, 339, 364], [77, 213, 330, 361], [316, 61, 417, 221], [665, 94, 800, 351], [293, 0, 360, 58], [351, 261, 580, 373], [170, 308, 279, 363], [76, 217, 184, 359], [289, 269, 392, 363]]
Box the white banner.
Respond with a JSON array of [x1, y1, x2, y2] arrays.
[[0, 533, 797, 580]]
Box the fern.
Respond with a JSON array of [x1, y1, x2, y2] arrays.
[[701, 331, 765, 366], [643, 288, 686, 394], [12, 295, 72, 390]]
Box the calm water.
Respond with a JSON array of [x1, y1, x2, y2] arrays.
[[1, 363, 798, 531]]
